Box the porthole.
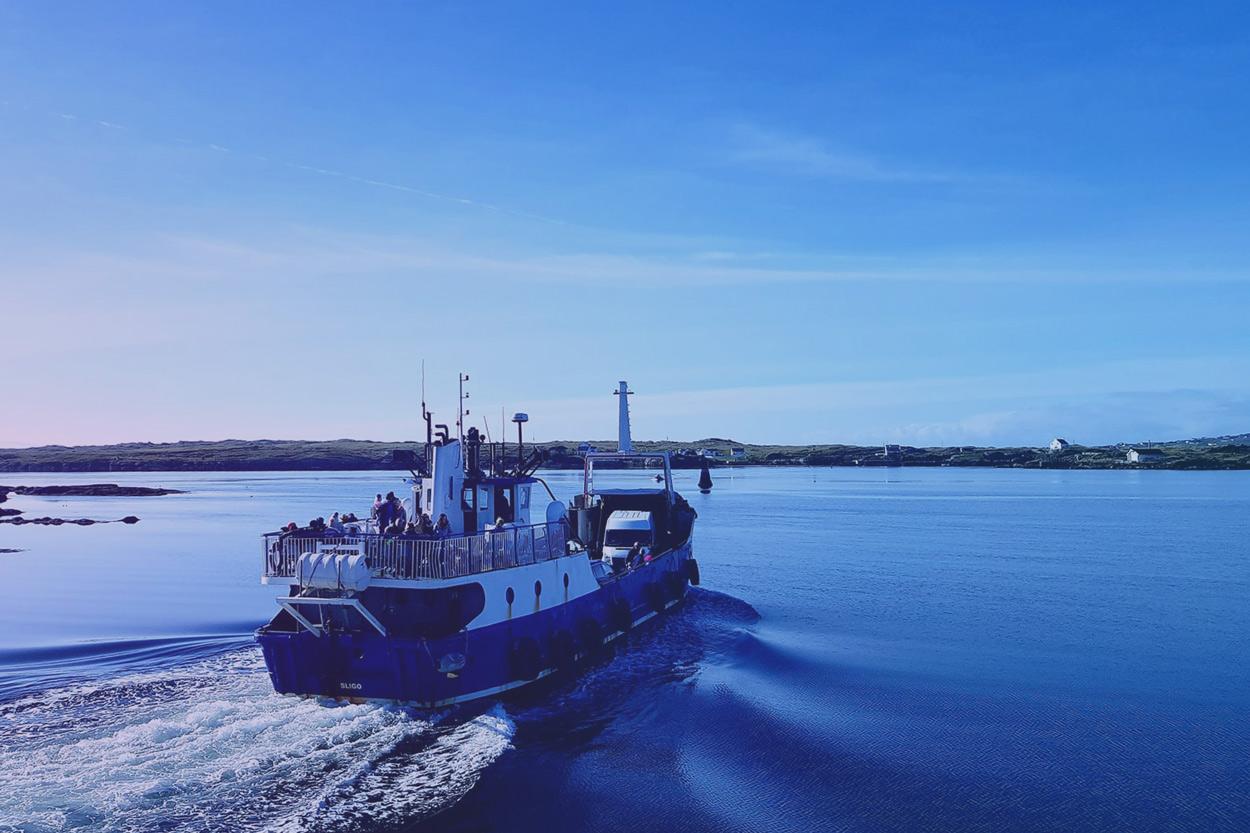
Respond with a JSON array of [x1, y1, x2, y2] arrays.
[[534, 580, 543, 597], [505, 587, 515, 605], [563, 573, 570, 589]]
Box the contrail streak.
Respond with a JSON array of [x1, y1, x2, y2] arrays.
[[43, 107, 567, 225]]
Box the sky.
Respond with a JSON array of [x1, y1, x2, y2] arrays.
[[3, 1, 1249, 448]]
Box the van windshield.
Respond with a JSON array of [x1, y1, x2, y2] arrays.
[[604, 529, 650, 547]]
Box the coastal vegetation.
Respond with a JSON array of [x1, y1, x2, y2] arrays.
[[1, 436, 1248, 472]]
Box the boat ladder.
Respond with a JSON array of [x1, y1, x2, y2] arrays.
[[275, 595, 388, 638]]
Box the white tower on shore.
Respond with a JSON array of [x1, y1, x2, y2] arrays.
[[614, 380, 634, 453]]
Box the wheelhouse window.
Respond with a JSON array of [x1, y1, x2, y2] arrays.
[[494, 486, 515, 522]]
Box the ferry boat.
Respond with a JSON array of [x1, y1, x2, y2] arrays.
[[255, 382, 700, 707]]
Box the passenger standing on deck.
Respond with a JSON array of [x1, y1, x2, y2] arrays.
[[328, 512, 344, 534], [420, 513, 434, 535], [376, 492, 395, 533], [435, 513, 451, 537], [370, 490, 385, 527], [626, 541, 645, 570]]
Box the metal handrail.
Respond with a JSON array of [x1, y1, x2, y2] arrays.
[[262, 520, 568, 582]]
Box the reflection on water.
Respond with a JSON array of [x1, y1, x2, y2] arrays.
[[1, 468, 1248, 832]]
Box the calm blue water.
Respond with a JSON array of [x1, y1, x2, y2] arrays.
[[1, 468, 1247, 832]]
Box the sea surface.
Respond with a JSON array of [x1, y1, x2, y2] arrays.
[[0, 467, 1247, 832]]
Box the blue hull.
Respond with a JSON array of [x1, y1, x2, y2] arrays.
[[257, 544, 694, 707]]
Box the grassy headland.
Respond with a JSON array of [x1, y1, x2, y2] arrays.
[[1, 436, 1248, 472]]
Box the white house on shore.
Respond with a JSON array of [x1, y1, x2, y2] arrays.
[[1049, 438, 1071, 452], [1127, 448, 1166, 464]]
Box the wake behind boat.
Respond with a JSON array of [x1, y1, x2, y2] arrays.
[[255, 381, 700, 707]]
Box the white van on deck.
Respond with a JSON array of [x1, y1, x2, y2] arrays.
[[602, 510, 654, 568]]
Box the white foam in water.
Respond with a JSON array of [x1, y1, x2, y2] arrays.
[[0, 648, 514, 833]]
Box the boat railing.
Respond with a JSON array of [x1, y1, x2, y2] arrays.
[[262, 520, 568, 582]]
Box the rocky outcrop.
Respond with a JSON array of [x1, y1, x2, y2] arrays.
[[0, 516, 140, 525], [0, 484, 183, 497], [0, 484, 162, 527]]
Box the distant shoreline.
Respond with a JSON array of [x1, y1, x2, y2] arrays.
[[1, 438, 1248, 472]]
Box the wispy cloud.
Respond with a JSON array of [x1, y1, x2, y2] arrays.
[[7, 226, 1245, 306], [36, 106, 567, 225], [728, 123, 963, 184]]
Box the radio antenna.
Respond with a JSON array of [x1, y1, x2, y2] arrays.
[[420, 360, 433, 472], [457, 372, 470, 444]]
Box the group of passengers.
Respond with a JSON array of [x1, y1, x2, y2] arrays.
[[275, 491, 457, 541], [370, 492, 453, 538], [287, 511, 362, 538]]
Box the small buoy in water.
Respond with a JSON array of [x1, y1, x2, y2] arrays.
[[698, 462, 713, 493]]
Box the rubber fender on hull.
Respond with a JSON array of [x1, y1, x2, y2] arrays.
[[610, 598, 633, 633], [686, 558, 700, 586], [509, 637, 543, 681], [577, 618, 604, 652], [643, 582, 666, 614], [549, 629, 577, 669]]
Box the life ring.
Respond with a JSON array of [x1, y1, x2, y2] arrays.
[[686, 558, 700, 586], [508, 637, 542, 680]]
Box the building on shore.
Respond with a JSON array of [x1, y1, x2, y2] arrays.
[[1127, 448, 1166, 464], [1049, 438, 1071, 452]]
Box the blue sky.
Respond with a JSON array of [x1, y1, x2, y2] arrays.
[[3, 1, 1249, 447]]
